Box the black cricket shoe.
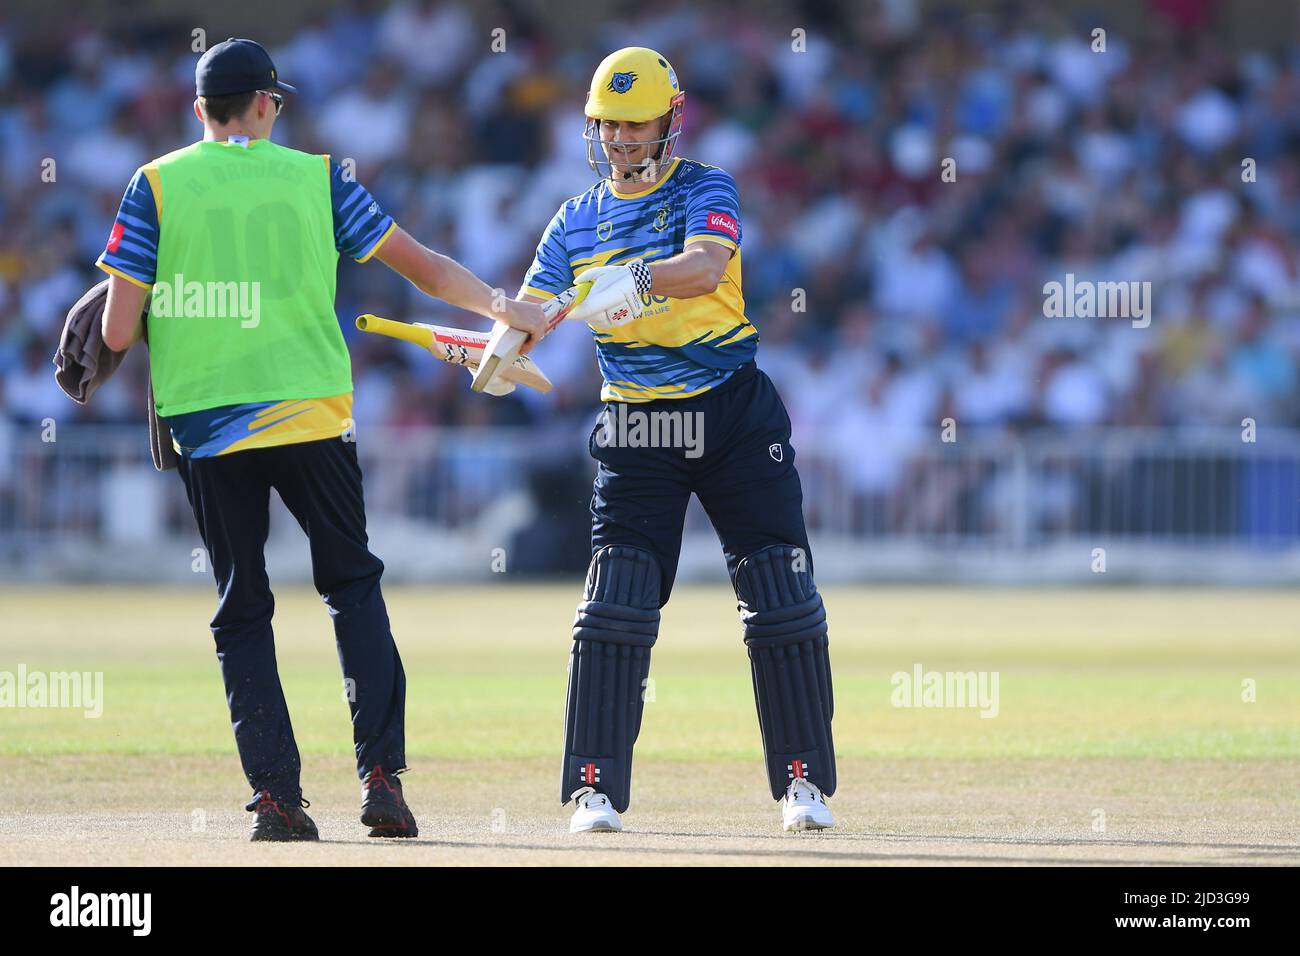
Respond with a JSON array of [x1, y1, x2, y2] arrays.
[[246, 790, 320, 842], [361, 766, 419, 838]]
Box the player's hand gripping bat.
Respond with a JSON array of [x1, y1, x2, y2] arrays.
[[469, 282, 591, 394]]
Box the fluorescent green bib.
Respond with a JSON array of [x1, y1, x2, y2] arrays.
[[148, 140, 349, 416]]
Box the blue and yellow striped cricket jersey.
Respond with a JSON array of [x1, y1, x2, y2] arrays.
[[522, 157, 757, 402]]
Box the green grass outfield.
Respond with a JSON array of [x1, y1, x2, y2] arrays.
[[2, 585, 1297, 865], [2, 585, 1297, 763]]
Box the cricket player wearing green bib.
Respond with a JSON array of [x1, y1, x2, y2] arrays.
[[98, 38, 545, 842]]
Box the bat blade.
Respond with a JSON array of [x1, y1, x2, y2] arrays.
[[470, 326, 528, 394]]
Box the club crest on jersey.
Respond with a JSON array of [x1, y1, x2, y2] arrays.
[[769, 443, 783, 463], [597, 220, 613, 241], [607, 72, 638, 94], [653, 203, 671, 232]]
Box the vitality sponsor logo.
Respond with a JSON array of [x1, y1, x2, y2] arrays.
[[106, 222, 124, 254], [705, 211, 738, 241]]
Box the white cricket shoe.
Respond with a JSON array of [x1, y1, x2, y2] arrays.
[[782, 778, 834, 832], [569, 787, 622, 833]]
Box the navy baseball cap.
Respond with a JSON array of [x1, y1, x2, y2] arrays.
[[195, 38, 297, 97]]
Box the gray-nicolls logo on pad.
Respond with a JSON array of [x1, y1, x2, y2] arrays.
[[49, 886, 152, 936]]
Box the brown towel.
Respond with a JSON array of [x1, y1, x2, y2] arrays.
[[53, 278, 178, 471]]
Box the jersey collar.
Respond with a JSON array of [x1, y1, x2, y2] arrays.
[[605, 157, 682, 201]]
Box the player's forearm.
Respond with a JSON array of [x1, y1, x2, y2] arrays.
[[422, 251, 506, 320], [375, 226, 503, 321], [400, 247, 502, 319], [102, 275, 149, 352], [645, 243, 729, 298]]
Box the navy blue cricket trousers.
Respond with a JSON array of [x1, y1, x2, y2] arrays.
[[177, 436, 406, 804], [590, 363, 812, 604]]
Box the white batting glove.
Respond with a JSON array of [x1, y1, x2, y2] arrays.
[[465, 364, 516, 396], [569, 260, 653, 330]]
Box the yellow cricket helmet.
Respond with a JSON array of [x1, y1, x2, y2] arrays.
[[583, 47, 686, 181]]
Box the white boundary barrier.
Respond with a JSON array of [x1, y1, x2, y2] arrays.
[[1, 423, 1297, 584]]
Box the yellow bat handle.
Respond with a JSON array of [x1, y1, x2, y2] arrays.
[[543, 280, 592, 325], [355, 314, 435, 350]]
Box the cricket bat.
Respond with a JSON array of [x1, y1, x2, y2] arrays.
[[354, 315, 553, 393], [469, 282, 590, 394]]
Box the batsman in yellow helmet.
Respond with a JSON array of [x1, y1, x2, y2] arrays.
[[518, 47, 837, 836]]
